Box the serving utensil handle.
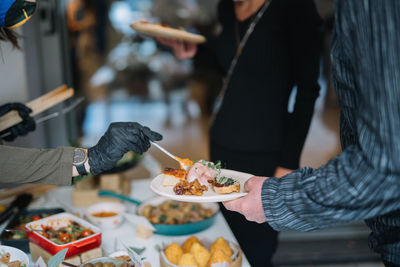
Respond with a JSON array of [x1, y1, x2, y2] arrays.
[[150, 142, 176, 160], [98, 190, 142, 206]]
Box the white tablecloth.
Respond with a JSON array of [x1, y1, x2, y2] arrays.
[[39, 179, 250, 267]]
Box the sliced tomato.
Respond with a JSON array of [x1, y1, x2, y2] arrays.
[[81, 228, 94, 237], [59, 233, 71, 243]]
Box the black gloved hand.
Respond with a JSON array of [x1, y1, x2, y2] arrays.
[[0, 103, 36, 142], [88, 122, 162, 175]]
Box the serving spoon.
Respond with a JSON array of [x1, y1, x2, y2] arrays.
[[150, 142, 193, 171], [4, 228, 49, 233]]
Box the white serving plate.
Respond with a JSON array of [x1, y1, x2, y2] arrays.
[[0, 245, 29, 267], [150, 169, 253, 203]]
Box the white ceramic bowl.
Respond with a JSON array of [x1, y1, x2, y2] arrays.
[[86, 202, 126, 229], [0, 245, 29, 267]]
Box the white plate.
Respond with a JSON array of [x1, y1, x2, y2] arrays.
[[150, 169, 253, 203], [0, 245, 29, 267]]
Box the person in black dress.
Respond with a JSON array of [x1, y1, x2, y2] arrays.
[[159, 0, 322, 265]]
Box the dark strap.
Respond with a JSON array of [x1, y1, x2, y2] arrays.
[[76, 164, 88, 176]]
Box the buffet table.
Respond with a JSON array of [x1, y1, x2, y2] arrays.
[[30, 178, 250, 267]]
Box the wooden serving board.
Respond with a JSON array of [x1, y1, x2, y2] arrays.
[[0, 85, 74, 132]]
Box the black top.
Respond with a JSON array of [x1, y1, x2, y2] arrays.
[[209, 0, 322, 169]]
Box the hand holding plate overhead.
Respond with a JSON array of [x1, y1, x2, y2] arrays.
[[130, 20, 206, 44]]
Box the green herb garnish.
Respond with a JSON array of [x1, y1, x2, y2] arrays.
[[159, 214, 167, 223], [215, 161, 222, 169], [216, 176, 235, 185]]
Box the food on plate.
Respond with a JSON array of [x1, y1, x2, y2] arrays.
[[163, 167, 187, 186], [162, 236, 238, 267], [173, 179, 208, 196], [175, 156, 194, 170], [111, 255, 131, 263], [166, 159, 241, 196], [30, 220, 94, 244], [140, 200, 214, 224], [178, 253, 197, 267], [190, 243, 210, 267], [182, 236, 203, 253], [6, 262, 22, 267], [165, 242, 183, 265], [187, 160, 219, 186], [209, 176, 240, 194], [91, 212, 118, 218], [0, 251, 24, 267], [209, 237, 233, 257], [207, 249, 232, 267], [0, 252, 10, 263]]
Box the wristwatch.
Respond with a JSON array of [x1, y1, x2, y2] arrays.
[[73, 148, 88, 176]]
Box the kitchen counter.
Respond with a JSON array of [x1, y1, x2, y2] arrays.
[[34, 178, 250, 267]]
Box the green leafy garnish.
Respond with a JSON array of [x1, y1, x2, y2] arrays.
[[216, 176, 235, 185], [159, 214, 167, 223], [215, 161, 222, 169]]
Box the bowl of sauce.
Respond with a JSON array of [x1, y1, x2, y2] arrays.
[[86, 202, 126, 229]]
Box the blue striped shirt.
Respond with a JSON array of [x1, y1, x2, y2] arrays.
[[261, 0, 400, 263]]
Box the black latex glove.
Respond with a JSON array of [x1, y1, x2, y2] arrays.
[[88, 122, 162, 175], [0, 103, 36, 142]]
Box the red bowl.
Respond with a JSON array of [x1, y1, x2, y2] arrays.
[[25, 212, 101, 258]]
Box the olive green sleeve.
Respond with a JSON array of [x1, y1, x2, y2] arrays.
[[0, 145, 75, 185]]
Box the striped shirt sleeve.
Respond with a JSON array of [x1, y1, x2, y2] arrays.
[[261, 0, 400, 232], [0, 145, 74, 185]]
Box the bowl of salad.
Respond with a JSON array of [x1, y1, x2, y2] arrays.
[[25, 212, 101, 258], [0, 208, 64, 252]]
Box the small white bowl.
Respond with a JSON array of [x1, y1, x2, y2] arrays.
[[86, 202, 126, 229]]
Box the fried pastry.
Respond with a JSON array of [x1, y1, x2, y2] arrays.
[[165, 242, 183, 265]]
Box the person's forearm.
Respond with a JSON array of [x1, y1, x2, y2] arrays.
[[0, 146, 75, 185], [262, 145, 400, 232]]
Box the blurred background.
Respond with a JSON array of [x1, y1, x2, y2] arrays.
[[0, 0, 383, 265]]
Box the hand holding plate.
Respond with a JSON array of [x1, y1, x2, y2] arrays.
[[223, 176, 268, 223]]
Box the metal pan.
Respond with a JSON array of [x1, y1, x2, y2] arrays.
[[98, 191, 219, 236]]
